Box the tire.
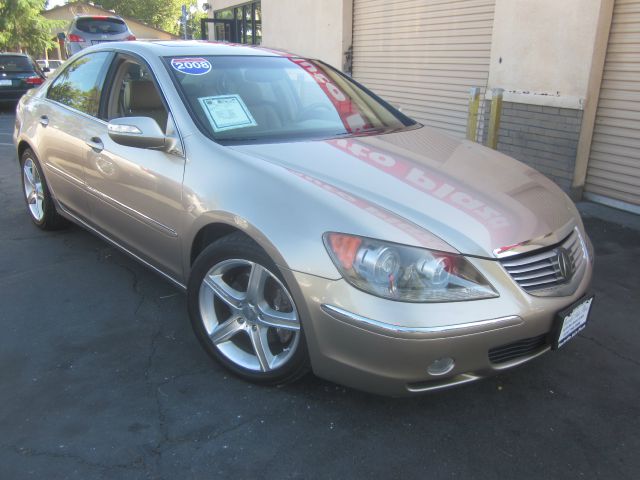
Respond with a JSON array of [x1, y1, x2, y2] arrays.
[[188, 232, 310, 385], [20, 148, 68, 230]]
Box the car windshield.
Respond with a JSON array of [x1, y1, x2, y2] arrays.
[[75, 17, 127, 34], [0, 56, 34, 73], [166, 55, 417, 144]]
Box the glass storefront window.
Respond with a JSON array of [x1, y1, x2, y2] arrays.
[[212, 1, 261, 45], [244, 5, 253, 45], [254, 3, 262, 44], [214, 8, 234, 20]]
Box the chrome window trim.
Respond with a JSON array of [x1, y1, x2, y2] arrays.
[[43, 97, 109, 126], [320, 304, 522, 340]]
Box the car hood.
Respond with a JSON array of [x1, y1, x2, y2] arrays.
[[230, 126, 579, 258]]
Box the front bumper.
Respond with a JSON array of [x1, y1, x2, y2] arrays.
[[283, 251, 593, 397]]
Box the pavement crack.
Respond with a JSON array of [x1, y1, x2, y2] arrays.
[[107, 252, 143, 297], [578, 334, 640, 367], [2, 443, 145, 472], [102, 249, 151, 319], [164, 415, 260, 448], [156, 369, 212, 387], [144, 318, 169, 474]]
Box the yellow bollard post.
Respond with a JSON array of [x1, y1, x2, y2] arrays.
[[486, 88, 504, 150], [466, 87, 481, 142]]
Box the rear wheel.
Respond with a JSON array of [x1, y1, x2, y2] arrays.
[[20, 148, 68, 230], [188, 232, 309, 385]]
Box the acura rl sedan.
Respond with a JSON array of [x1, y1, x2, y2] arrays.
[[13, 41, 594, 396]]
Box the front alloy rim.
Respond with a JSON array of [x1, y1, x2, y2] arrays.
[[23, 158, 45, 221], [199, 259, 301, 372]]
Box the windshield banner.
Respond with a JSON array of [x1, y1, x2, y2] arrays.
[[288, 58, 371, 134]]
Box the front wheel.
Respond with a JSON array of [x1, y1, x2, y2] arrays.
[[188, 233, 310, 385], [20, 148, 68, 230]]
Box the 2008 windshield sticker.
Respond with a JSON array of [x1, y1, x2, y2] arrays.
[[170, 57, 211, 75]]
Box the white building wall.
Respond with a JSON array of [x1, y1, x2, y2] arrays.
[[210, 0, 352, 70]]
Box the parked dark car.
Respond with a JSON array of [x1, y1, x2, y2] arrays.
[[0, 53, 47, 104]]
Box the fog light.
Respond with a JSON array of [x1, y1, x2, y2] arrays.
[[427, 357, 455, 376]]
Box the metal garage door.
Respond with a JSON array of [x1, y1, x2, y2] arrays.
[[585, 0, 640, 211], [351, 0, 496, 138]]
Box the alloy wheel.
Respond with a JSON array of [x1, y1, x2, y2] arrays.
[[23, 157, 45, 222], [198, 259, 301, 372]]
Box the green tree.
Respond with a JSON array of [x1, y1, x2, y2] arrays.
[[0, 0, 65, 53], [183, 9, 207, 40], [92, 0, 183, 34]]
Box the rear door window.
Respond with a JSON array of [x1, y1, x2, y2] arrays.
[[0, 56, 34, 73], [75, 17, 127, 34], [47, 51, 112, 117]]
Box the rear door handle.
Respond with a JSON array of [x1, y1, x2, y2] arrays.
[[39, 115, 49, 126], [86, 137, 104, 152]]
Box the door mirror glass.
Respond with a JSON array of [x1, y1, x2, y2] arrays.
[[108, 116, 169, 149]]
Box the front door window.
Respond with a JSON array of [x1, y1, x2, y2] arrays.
[[106, 58, 169, 132]]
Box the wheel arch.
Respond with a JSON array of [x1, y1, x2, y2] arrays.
[[186, 213, 292, 278], [17, 140, 33, 163], [190, 222, 241, 266]]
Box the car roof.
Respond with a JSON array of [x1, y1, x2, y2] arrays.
[[88, 40, 290, 58], [0, 52, 29, 57], [73, 14, 123, 20]]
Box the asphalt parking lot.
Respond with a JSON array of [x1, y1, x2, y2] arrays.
[[1, 105, 639, 480]]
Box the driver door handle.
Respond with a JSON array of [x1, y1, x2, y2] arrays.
[[39, 115, 49, 127], [86, 137, 104, 152]]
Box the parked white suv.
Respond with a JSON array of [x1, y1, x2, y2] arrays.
[[64, 15, 136, 57]]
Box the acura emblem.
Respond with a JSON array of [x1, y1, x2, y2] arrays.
[[554, 248, 573, 281]]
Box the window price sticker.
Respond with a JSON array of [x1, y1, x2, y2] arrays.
[[198, 95, 257, 132]]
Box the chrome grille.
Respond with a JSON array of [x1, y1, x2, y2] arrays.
[[501, 229, 586, 293]]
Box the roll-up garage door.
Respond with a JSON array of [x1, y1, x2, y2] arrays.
[[352, 0, 496, 138], [585, 0, 640, 211]]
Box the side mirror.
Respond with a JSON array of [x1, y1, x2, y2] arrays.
[[43, 67, 50, 73], [107, 117, 170, 150]]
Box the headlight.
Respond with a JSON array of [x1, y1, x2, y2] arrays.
[[323, 233, 498, 302]]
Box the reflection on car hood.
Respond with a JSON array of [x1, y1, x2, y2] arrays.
[[231, 126, 578, 258]]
